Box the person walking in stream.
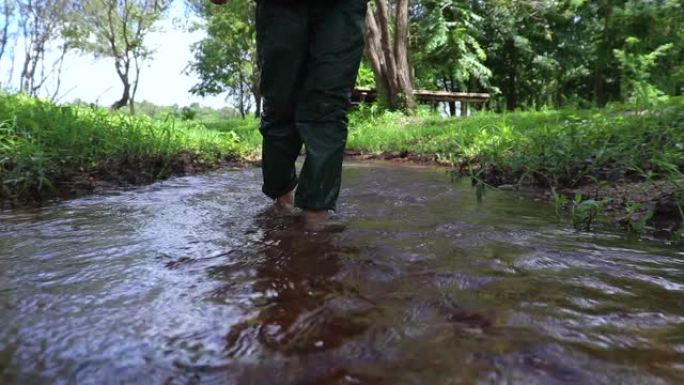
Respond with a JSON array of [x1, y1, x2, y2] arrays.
[[211, 0, 368, 230]]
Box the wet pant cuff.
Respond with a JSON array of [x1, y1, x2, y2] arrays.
[[263, 180, 298, 201]]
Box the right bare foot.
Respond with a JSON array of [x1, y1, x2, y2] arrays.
[[303, 209, 330, 231]]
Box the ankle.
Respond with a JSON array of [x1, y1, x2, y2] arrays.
[[276, 190, 295, 207]]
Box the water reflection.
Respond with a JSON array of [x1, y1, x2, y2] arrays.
[[220, 212, 371, 358]]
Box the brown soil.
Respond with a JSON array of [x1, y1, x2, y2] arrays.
[[557, 180, 682, 237], [345, 150, 452, 166]]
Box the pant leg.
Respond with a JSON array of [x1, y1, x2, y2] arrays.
[[294, 0, 367, 211], [256, 0, 309, 200]]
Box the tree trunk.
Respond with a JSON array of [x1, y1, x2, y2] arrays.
[[49, 43, 69, 102], [251, 68, 262, 117], [111, 82, 130, 111], [594, 71, 607, 106], [364, 9, 383, 86], [254, 94, 262, 118], [441, 75, 457, 116], [593, 0, 613, 106], [252, 80, 262, 118], [394, 0, 415, 111], [238, 100, 246, 119], [0, 1, 10, 62], [374, 0, 401, 109], [128, 55, 143, 114], [20, 49, 32, 93], [504, 38, 517, 111], [364, 0, 414, 112], [364, 7, 392, 108]]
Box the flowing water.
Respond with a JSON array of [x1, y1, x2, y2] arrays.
[[1, 162, 683, 385]]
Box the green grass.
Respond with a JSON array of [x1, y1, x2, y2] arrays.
[[3, 91, 683, 215], [347, 98, 684, 188], [0, 93, 248, 201], [194, 116, 262, 155]]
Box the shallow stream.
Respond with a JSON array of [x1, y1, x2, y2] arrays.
[[1, 162, 683, 384]]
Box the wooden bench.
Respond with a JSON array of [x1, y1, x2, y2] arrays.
[[352, 87, 490, 116]]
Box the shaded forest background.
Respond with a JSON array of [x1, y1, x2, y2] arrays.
[[1, 0, 681, 115], [190, 0, 684, 116]]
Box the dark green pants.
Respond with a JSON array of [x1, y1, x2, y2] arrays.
[[256, 0, 367, 210]]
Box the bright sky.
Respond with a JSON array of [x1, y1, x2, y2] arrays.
[[1, 2, 228, 109]]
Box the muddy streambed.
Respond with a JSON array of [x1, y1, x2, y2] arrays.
[[1, 162, 682, 384]]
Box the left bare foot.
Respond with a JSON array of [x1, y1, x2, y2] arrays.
[[275, 189, 295, 209]]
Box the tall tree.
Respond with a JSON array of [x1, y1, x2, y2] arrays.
[[189, 0, 260, 118], [16, 0, 74, 97], [616, 0, 684, 97], [412, 0, 492, 115], [365, 0, 416, 111], [465, 0, 683, 109], [0, 0, 13, 63], [76, 0, 170, 113]]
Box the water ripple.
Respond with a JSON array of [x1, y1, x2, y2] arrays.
[[1, 163, 681, 384]]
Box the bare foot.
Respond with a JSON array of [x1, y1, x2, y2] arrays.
[[303, 209, 330, 231], [275, 189, 295, 209]]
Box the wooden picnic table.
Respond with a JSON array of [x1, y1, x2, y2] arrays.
[[352, 87, 490, 116]]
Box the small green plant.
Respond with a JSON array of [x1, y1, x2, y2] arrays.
[[622, 203, 655, 236], [551, 187, 569, 221], [570, 193, 603, 231], [673, 228, 683, 243], [474, 180, 486, 203], [614, 37, 673, 107]]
